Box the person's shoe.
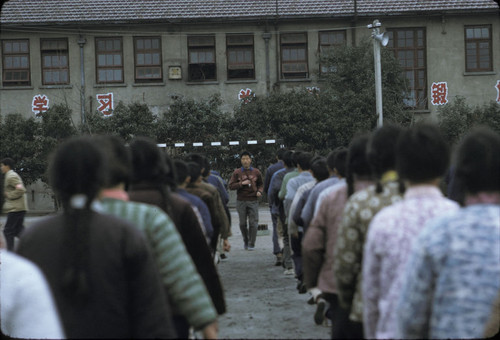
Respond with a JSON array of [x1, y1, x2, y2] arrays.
[[244, 243, 248, 250], [247, 246, 255, 251], [314, 298, 326, 325], [307, 295, 315, 305], [322, 317, 332, 328], [298, 283, 307, 294], [275, 253, 283, 266], [283, 268, 294, 275]]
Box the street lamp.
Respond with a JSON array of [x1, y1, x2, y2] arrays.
[[368, 20, 389, 127]]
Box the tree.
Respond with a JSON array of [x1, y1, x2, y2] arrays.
[[156, 94, 235, 176], [84, 101, 156, 142], [438, 96, 500, 146], [0, 114, 41, 185], [320, 38, 413, 145]]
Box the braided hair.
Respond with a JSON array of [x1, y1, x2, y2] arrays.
[[366, 124, 404, 194], [346, 134, 372, 197], [48, 136, 107, 304]]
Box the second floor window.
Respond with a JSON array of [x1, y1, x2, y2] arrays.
[[2, 39, 30, 86], [318, 30, 346, 75], [95, 37, 123, 83], [281, 33, 308, 79], [134, 37, 162, 82], [188, 36, 216, 81], [465, 25, 492, 72], [41, 38, 69, 85], [226, 34, 255, 80], [387, 28, 427, 109]]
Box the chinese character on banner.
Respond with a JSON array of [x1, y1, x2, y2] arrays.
[[96, 93, 114, 115], [238, 88, 254, 104], [32, 94, 49, 117], [496, 80, 500, 103], [431, 82, 448, 106]]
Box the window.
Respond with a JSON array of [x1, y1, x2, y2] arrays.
[[95, 37, 123, 83], [280, 33, 308, 79], [226, 34, 254, 80], [41, 38, 69, 85], [387, 28, 427, 109], [2, 39, 30, 86], [188, 36, 216, 81], [465, 25, 492, 72], [134, 37, 162, 82], [318, 30, 346, 75]]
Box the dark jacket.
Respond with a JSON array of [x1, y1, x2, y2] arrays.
[[128, 183, 226, 316], [228, 167, 264, 201], [17, 211, 175, 339]]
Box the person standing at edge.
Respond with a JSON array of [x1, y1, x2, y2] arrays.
[[1, 158, 28, 251], [229, 151, 264, 251]]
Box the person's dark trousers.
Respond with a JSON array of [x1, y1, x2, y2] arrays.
[[278, 213, 293, 269], [290, 231, 303, 278], [345, 321, 364, 339], [236, 200, 259, 248], [3, 211, 26, 251], [172, 315, 187, 339], [271, 211, 281, 255], [331, 300, 354, 339]]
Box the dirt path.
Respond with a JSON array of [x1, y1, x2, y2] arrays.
[[216, 206, 330, 339]]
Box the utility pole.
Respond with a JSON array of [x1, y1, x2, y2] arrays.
[[368, 20, 388, 127]]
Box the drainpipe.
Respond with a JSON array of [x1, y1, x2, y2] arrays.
[[352, 0, 358, 46], [274, 0, 280, 91], [263, 29, 271, 96], [77, 35, 87, 124]]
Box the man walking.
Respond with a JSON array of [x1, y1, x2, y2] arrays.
[[229, 151, 264, 250], [1, 158, 28, 251]]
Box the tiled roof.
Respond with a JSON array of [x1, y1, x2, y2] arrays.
[[1, 0, 498, 25]]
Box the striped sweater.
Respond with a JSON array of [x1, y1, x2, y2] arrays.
[[99, 197, 217, 330]]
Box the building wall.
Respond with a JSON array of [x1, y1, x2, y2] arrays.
[[1, 14, 498, 126]]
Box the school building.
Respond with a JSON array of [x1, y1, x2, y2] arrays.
[[0, 0, 498, 125]]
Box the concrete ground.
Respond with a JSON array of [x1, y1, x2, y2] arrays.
[[216, 206, 331, 339]]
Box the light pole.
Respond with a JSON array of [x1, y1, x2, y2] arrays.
[[368, 20, 389, 127]]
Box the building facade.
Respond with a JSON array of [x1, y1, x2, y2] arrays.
[[0, 0, 499, 123]]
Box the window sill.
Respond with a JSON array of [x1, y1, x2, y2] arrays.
[[463, 71, 496, 76], [278, 78, 312, 83], [224, 79, 258, 84], [0, 86, 34, 90], [406, 109, 430, 114], [39, 85, 73, 89], [132, 82, 165, 87], [186, 81, 219, 85], [94, 83, 128, 88]]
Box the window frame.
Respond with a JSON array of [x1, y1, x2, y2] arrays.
[[188, 35, 217, 82], [40, 38, 70, 85], [1, 39, 31, 87], [318, 30, 346, 76], [280, 32, 309, 79], [95, 37, 124, 84], [464, 25, 493, 72], [226, 34, 255, 80], [386, 27, 427, 110], [133, 36, 163, 83]]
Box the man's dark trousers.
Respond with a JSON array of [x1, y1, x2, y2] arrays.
[[3, 211, 26, 251]]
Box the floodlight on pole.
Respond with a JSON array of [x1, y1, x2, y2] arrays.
[[368, 20, 388, 127]]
